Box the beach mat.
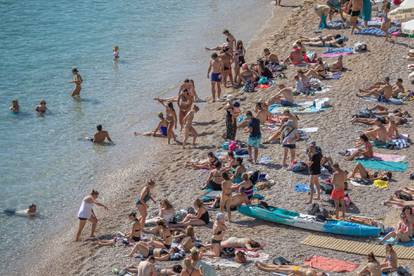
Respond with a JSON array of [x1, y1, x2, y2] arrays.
[[204, 251, 269, 269], [356, 159, 408, 172], [304, 255, 359, 272], [268, 98, 330, 114], [354, 27, 400, 37], [320, 47, 353, 58], [301, 235, 414, 260]]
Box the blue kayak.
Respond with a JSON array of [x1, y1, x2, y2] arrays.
[[238, 205, 382, 237]]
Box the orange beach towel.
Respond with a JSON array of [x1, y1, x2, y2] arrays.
[[304, 255, 359, 273]]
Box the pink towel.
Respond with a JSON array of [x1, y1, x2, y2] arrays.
[[304, 256, 359, 272], [348, 149, 406, 162]]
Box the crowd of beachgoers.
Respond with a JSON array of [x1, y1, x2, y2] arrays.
[[7, 0, 414, 276]]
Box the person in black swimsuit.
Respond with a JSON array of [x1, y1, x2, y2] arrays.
[[176, 199, 210, 227], [307, 142, 322, 204]]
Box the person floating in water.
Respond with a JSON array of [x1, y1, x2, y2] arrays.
[[134, 112, 169, 137], [70, 67, 83, 97], [92, 124, 113, 143], [113, 46, 120, 60], [35, 100, 47, 114], [9, 99, 19, 113], [4, 204, 37, 217]]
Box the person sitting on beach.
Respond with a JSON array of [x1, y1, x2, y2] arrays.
[[177, 89, 194, 130], [186, 151, 218, 170], [178, 199, 210, 227], [136, 180, 156, 224], [204, 161, 224, 191], [255, 102, 271, 124], [284, 46, 304, 65], [235, 173, 254, 200], [346, 134, 374, 161], [137, 256, 157, 276], [201, 213, 227, 257], [240, 63, 257, 92], [296, 69, 311, 93], [4, 203, 37, 217], [381, 208, 413, 243], [75, 190, 108, 241], [263, 48, 280, 72], [93, 124, 113, 143], [135, 112, 169, 138], [145, 219, 173, 249], [331, 163, 347, 219], [267, 84, 295, 106], [181, 259, 202, 276], [363, 118, 391, 143], [281, 120, 299, 168], [35, 100, 47, 114], [156, 98, 179, 144], [9, 99, 19, 113], [126, 211, 143, 242], [182, 105, 199, 149], [301, 35, 346, 48], [392, 78, 405, 98], [256, 59, 273, 79], [357, 77, 393, 102], [381, 244, 398, 273], [357, 252, 381, 276], [220, 237, 261, 250], [207, 53, 223, 102], [303, 58, 328, 79], [255, 262, 326, 275], [328, 56, 344, 72], [173, 226, 199, 250], [70, 67, 83, 97], [146, 199, 176, 226], [113, 46, 119, 60]]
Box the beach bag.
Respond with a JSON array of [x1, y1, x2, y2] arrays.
[[410, 173, 414, 180], [396, 266, 411, 276], [304, 51, 317, 63], [292, 161, 308, 173], [354, 42, 367, 52]]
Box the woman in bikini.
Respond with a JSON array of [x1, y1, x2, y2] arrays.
[[180, 258, 202, 276], [135, 112, 169, 137], [70, 67, 83, 97], [346, 134, 374, 161], [381, 210, 412, 243], [146, 219, 173, 249], [136, 180, 156, 224], [202, 213, 227, 257], [221, 237, 261, 250], [231, 157, 246, 184], [256, 262, 326, 275], [186, 152, 218, 170], [304, 58, 328, 79], [381, 244, 398, 273], [127, 212, 143, 242], [357, 253, 382, 276], [157, 98, 178, 144], [177, 199, 210, 227], [233, 40, 246, 84], [177, 90, 194, 130], [204, 161, 224, 191], [236, 173, 254, 200], [145, 199, 176, 226]]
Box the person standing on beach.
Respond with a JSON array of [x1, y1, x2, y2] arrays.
[[93, 125, 113, 143], [348, 0, 362, 34], [136, 180, 156, 224], [70, 67, 83, 97], [137, 256, 157, 276], [156, 98, 179, 144], [177, 89, 194, 130], [307, 142, 322, 204], [75, 190, 108, 241], [239, 111, 261, 164], [220, 46, 234, 88], [182, 105, 199, 149], [275, 0, 282, 6], [223, 29, 236, 52], [331, 163, 347, 219], [207, 53, 223, 102]]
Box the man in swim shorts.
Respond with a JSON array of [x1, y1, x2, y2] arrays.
[[207, 53, 223, 102], [182, 105, 199, 149], [267, 84, 295, 106], [241, 111, 261, 164], [331, 163, 347, 219], [93, 125, 113, 143], [348, 0, 363, 34]]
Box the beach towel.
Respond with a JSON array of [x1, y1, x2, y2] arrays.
[[325, 72, 342, 80], [304, 255, 359, 272], [356, 159, 408, 172], [299, 127, 319, 133], [354, 27, 401, 37], [268, 98, 331, 114], [203, 251, 269, 269], [373, 179, 389, 189], [259, 156, 272, 164], [350, 179, 373, 187], [380, 237, 414, 247], [295, 183, 311, 193], [320, 47, 354, 58], [347, 149, 406, 162], [326, 20, 347, 29], [361, 96, 404, 105]]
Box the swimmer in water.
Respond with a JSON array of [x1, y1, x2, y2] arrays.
[[9, 99, 19, 113], [70, 67, 83, 97], [4, 204, 37, 217], [92, 124, 113, 143], [113, 46, 120, 60], [35, 100, 47, 114], [134, 112, 169, 137]]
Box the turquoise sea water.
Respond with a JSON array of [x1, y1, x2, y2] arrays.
[[0, 0, 271, 273]]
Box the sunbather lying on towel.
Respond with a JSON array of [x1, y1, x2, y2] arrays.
[[380, 207, 413, 242], [302, 58, 328, 80], [357, 77, 393, 102], [327, 56, 344, 72], [363, 118, 392, 143], [348, 163, 392, 181], [346, 134, 374, 161], [385, 195, 414, 208], [300, 35, 346, 47], [186, 152, 218, 170], [220, 237, 262, 250], [128, 241, 185, 260], [352, 113, 408, 128], [298, 34, 342, 43], [267, 84, 295, 106], [255, 262, 327, 276], [121, 264, 183, 276], [368, 105, 410, 119]]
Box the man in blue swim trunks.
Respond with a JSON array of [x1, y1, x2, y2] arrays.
[[207, 53, 223, 102], [239, 111, 261, 163], [267, 84, 295, 107]]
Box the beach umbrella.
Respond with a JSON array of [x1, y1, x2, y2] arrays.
[[389, 0, 414, 22]]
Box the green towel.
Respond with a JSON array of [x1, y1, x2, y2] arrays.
[[356, 159, 408, 172]]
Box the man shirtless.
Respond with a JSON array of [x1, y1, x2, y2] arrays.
[[331, 163, 347, 219], [182, 105, 199, 148], [263, 48, 279, 65], [93, 125, 113, 143], [255, 102, 271, 124], [207, 53, 223, 102], [256, 262, 326, 276], [137, 256, 157, 276], [364, 118, 390, 143], [357, 77, 393, 101], [221, 237, 261, 250], [392, 78, 405, 98], [220, 47, 234, 88], [267, 84, 294, 106], [348, 0, 363, 34]]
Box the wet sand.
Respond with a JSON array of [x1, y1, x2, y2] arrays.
[[27, 0, 414, 275]]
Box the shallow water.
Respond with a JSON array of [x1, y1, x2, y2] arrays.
[[0, 0, 271, 273]]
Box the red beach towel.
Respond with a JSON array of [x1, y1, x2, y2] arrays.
[[304, 256, 359, 272]]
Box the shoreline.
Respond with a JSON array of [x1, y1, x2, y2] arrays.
[[22, 0, 414, 275]]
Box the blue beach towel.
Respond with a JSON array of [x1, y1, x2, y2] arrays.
[[295, 183, 310, 193], [323, 47, 354, 54], [356, 159, 408, 172], [379, 237, 414, 247], [355, 27, 400, 37], [326, 20, 347, 29]]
